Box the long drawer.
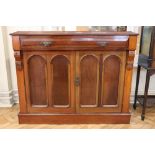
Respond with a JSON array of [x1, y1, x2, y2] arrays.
[[20, 35, 129, 51]]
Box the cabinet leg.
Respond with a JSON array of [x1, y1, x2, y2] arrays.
[[141, 114, 145, 121], [141, 70, 150, 121], [133, 65, 141, 110]]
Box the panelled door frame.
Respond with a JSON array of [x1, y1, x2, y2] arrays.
[[23, 51, 75, 113], [76, 51, 126, 113], [76, 51, 100, 113], [101, 51, 126, 112], [23, 51, 126, 114]]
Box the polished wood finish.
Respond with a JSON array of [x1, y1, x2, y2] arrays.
[[122, 51, 135, 112], [102, 52, 126, 108], [11, 31, 138, 124], [12, 36, 27, 113], [1, 103, 155, 128], [48, 52, 75, 112], [51, 55, 70, 107], [76, 52, 100, 108], [102, 55, 120, 106], [79, 53, 99, 107], [76, 51, 126, 113], [11, 31, 138, 36], [18, 113, 130, 124], [19, 35, 129, 51], [27, 55, 48, 107], [23, 52, 75, 113]]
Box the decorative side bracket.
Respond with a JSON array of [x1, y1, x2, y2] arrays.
[[14, 51, 23, 70], [12, 36, 23, 70], [126, 51, 135, 70], [126, 35, 138, 70], [15, 60, 23, 70]]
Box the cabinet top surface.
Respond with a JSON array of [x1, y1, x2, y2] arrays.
[[11, 31, 138, 36]]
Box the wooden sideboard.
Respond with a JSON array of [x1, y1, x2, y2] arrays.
[[11, 31, 138, 124]]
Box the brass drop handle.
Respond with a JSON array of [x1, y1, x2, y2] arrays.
[[40, 41, 52, 47], [75, 77, 80, 86], [97, 41, 107, 47]]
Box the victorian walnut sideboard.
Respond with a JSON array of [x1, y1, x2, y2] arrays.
[[11, 31, 138, 124]]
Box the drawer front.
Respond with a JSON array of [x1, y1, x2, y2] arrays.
[[20, 36, 129, 51]]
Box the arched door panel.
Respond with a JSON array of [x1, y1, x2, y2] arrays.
[[76, 51, 126, 113], [24, 52, 75, 113]]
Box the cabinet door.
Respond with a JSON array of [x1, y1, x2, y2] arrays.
[[76, 51, 126, 113], [76, 52, 100, 112], [24, 52, 75, 113], [100, 52, 126, 112], [47, 52, 75, 113]]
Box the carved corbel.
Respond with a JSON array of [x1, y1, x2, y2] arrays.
[[14, 51, 23, 70], [126, 35, 138, 70], [126, 51, 135, 70], [11, 35, 23, 70]]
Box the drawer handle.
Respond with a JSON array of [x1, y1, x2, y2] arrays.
[[97, 41, 107, 47], [40, 41, 52, 47]]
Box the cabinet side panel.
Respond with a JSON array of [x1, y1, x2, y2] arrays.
[[102, 55, 120, 105], [80, 55, 99, 107], [51, 55, 70, 107], [28, 55, 48, 106], [16, 69, 27, 112], [122, 51, 135, 112], [12, 36, 27, 113]]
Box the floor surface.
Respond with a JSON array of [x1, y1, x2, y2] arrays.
[[0, 104, 155, 128]]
